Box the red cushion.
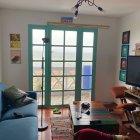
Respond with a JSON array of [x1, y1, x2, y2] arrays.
[[77, 128, 112, 140]]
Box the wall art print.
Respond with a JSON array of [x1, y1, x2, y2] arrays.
[[122, 31, 130, 44], [120, 58, 127, 70], [10, 50, 21, 64], [119, 70, 126, 82], [121, 45, 129, 57], [10, 33, 21, 48]]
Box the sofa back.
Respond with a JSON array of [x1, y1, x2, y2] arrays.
[[0, 82, 8, 119]]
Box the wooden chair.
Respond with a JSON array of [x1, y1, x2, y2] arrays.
[[111, 86, 137, 123]]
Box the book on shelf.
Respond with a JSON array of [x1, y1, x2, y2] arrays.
[[132, 111, 140, 127]]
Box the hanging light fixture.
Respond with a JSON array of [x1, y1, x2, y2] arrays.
[[72, 0, 104, 19]]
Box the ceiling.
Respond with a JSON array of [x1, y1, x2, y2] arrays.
[[0, 0, 140, 18]]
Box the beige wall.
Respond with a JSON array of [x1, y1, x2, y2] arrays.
[[0, 8, 119, 102]]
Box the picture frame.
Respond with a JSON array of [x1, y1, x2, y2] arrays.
[[120, 58, 127, 70], [10, 50, 21, 64], [122, 31, 130, 44], [10, 33, 21, 48], [119, 70, 126, 82], [121, 45, 129, 57]]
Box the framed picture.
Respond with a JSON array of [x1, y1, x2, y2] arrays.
[[119, 70, 126, 82], [121, 45, 129, 57], [122, 31, 130, 44], [120, 58, 127, 70], [10, 33, 21, 48], [10, 50, 21, 64]]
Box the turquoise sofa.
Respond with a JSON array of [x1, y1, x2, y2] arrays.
[[0, 82, 38, 140]]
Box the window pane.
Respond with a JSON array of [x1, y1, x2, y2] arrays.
[[64, 91, 75, 105], [33, 46, 44, 60], [33, 77, 45, 91], [81, 90, 91, 101], [65, 31, 77, 46], [82, 63, 92, 75], [52, 47, 63, 60], [32, 29, 45, 44], [51, 77, 63, 90], [65, 62, 76, 76], [51, 91, 62, 105], [82, 47, 93, 61], [51, 62, 63, 76], [81, 76, 92, 89], [33, 62, 44, 76], [83, 32, 94, 46], [64, 77, 75, 90], [52, 30, 64, 45], [65, 47, 76, 61]]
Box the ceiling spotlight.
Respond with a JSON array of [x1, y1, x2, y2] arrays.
[[72, 0, 104, 18]]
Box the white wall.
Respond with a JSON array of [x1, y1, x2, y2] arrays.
[[115, 11, 140, 87], [0, 8, 119, 102]]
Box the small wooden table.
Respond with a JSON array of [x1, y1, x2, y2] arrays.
[[70, 101, 119, 138]]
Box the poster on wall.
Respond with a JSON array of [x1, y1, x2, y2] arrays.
[[120, 58, 127, 70], [119, 70, 126, 82], [122, 31, 130, 44], [10, 33, 21, 48], [121, 45, 129, 57], [10, 50, 21, 64]]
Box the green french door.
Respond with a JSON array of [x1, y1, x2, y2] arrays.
[[28, 24, 98, 107]]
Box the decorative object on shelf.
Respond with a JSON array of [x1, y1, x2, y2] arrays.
[[38, 37, 50, 131], [121, 45, 129, 57], [72, 0, 104, 19], [134, 43, 140, 56], [135, 43, 140, 50], [122, 31, 130, 44], [119, 70, 126, 82], [61, 17, 73, 23], [120, 58, 127, 70]]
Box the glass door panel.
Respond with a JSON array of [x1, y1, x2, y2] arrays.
[[64, 91, 75, 105], [81, 31, 95, 101], [31, 29, 45, 106], [51, 91, 62, 105], [29, 25, 97, 107], [82, 47, 93, 61], [83, 32, 94, 46], [65, 31, 77, 45], [50, 29, 77, 105], [64, 62, 76, 75], [65, 47, 76, 61], [51, 30, 64, 45]]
